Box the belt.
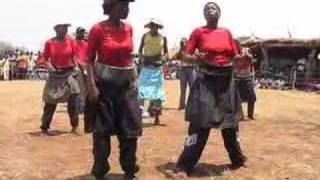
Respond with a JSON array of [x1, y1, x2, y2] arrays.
[[95, 62, 135, 81], [181, 66, 195, 68], [55, 67, 74, 73], [199, 64, 232, 77]]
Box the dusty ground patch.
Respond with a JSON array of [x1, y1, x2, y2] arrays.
[[0, 80, 319, 180]]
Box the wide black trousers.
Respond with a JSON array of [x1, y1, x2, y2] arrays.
[[40, 94, 79, 131], [177, 126, 245, 173], [90, 67, 142, 179], [91, 132, 139, 179]]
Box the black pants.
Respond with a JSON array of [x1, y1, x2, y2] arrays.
[[40, 94, 79, 130], [177, 126, 245, 173], [235, 79, 256, 103], [235, 79, 256, 118], [91, 132, 139, 178], [140, 99, 162, 116], [147, 99, 162, 116]]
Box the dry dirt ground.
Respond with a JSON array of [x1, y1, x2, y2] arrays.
[[0, 80, 319, 180]]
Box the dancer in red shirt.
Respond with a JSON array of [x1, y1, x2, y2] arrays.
[[74, 27, 88, 114], [171, 2, 247, 177], [85, 0, 141, 179], [234, 47, 257, 120], [41, 22, 80, 135], [74, 27, 88, 67]]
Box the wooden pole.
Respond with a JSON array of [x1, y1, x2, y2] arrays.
[[292, 69, 297, 90]]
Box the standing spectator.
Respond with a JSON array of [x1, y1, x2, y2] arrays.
[[172, 38, 196, 110], [233, 47, 257, 120], [0, 53, 10, 80], [8, 51, 17, 80], [17, 52, 29, 79], [28, 52, 37, 73]]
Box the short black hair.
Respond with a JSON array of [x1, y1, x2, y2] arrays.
[[102, 2, 111, 15], [204, 2, 221, 15], [102, 0, 135, 15]]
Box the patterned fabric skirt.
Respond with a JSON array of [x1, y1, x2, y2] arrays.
[[84, 63, 142, 137], [42, 68, 80, 104], [138, 66, 166, 101], [185, 65, 242, 131]]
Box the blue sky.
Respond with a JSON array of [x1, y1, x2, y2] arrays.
[[0, 0, 319, 51]]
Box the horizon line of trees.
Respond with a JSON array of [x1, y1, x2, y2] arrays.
[[0, 40, 29, 55]]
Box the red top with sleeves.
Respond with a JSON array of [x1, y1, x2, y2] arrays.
[[74, 40, 89, 66], [87, 21, 134, 67], [186, 27, 239, 67], [43, 36, 76, 68]]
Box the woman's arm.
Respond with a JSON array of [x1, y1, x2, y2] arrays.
[[182, 52, 197, 63], [86, 59, 99, 101], [163, 36, 169, 60], [86, 26, 100, 101], [43, 41, 55, 71], [138, 34, 146, 60], [181, 28, 204, 64]]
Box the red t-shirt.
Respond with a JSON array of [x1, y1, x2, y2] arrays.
[[74, 40, 88, 65], [87, 21, 134, 67], [43, 36, 76, 68], [186, 27, 239, 66]]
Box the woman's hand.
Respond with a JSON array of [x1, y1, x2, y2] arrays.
[[47, 63, 56, 72], [88, 84, 100, 102], [86, 63, 99, 102], [195, 51, 208, 61]]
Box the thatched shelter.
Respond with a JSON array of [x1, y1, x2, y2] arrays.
[[237, 36, 264, 75], [239, 36, 262, 47], [259, 38, 320, 87]]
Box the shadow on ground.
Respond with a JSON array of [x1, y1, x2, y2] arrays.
[[66, 173, 124, 180], [27, 130, 69, 137], [156, 162, 230, 178]]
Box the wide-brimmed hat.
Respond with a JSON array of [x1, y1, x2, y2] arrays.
[[53, 18, 71, 28], [54, 23, 71, 28], [180, 37, 188, 43], [144, 18, 163, 29]]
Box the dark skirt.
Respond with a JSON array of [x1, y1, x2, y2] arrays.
[[84, 64, 142, 137], [185, 66, 242, 131], [42, 68, 80, 104], [235, 77, 257, 103]]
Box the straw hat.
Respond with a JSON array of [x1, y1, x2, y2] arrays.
[[144, 18, 163, 29], [53, 17, 71, 28]]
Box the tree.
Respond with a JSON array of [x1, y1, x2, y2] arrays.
[[0, 41, 15, 54]]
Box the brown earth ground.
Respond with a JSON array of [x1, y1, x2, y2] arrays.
[[0, 80, 319, 180]]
